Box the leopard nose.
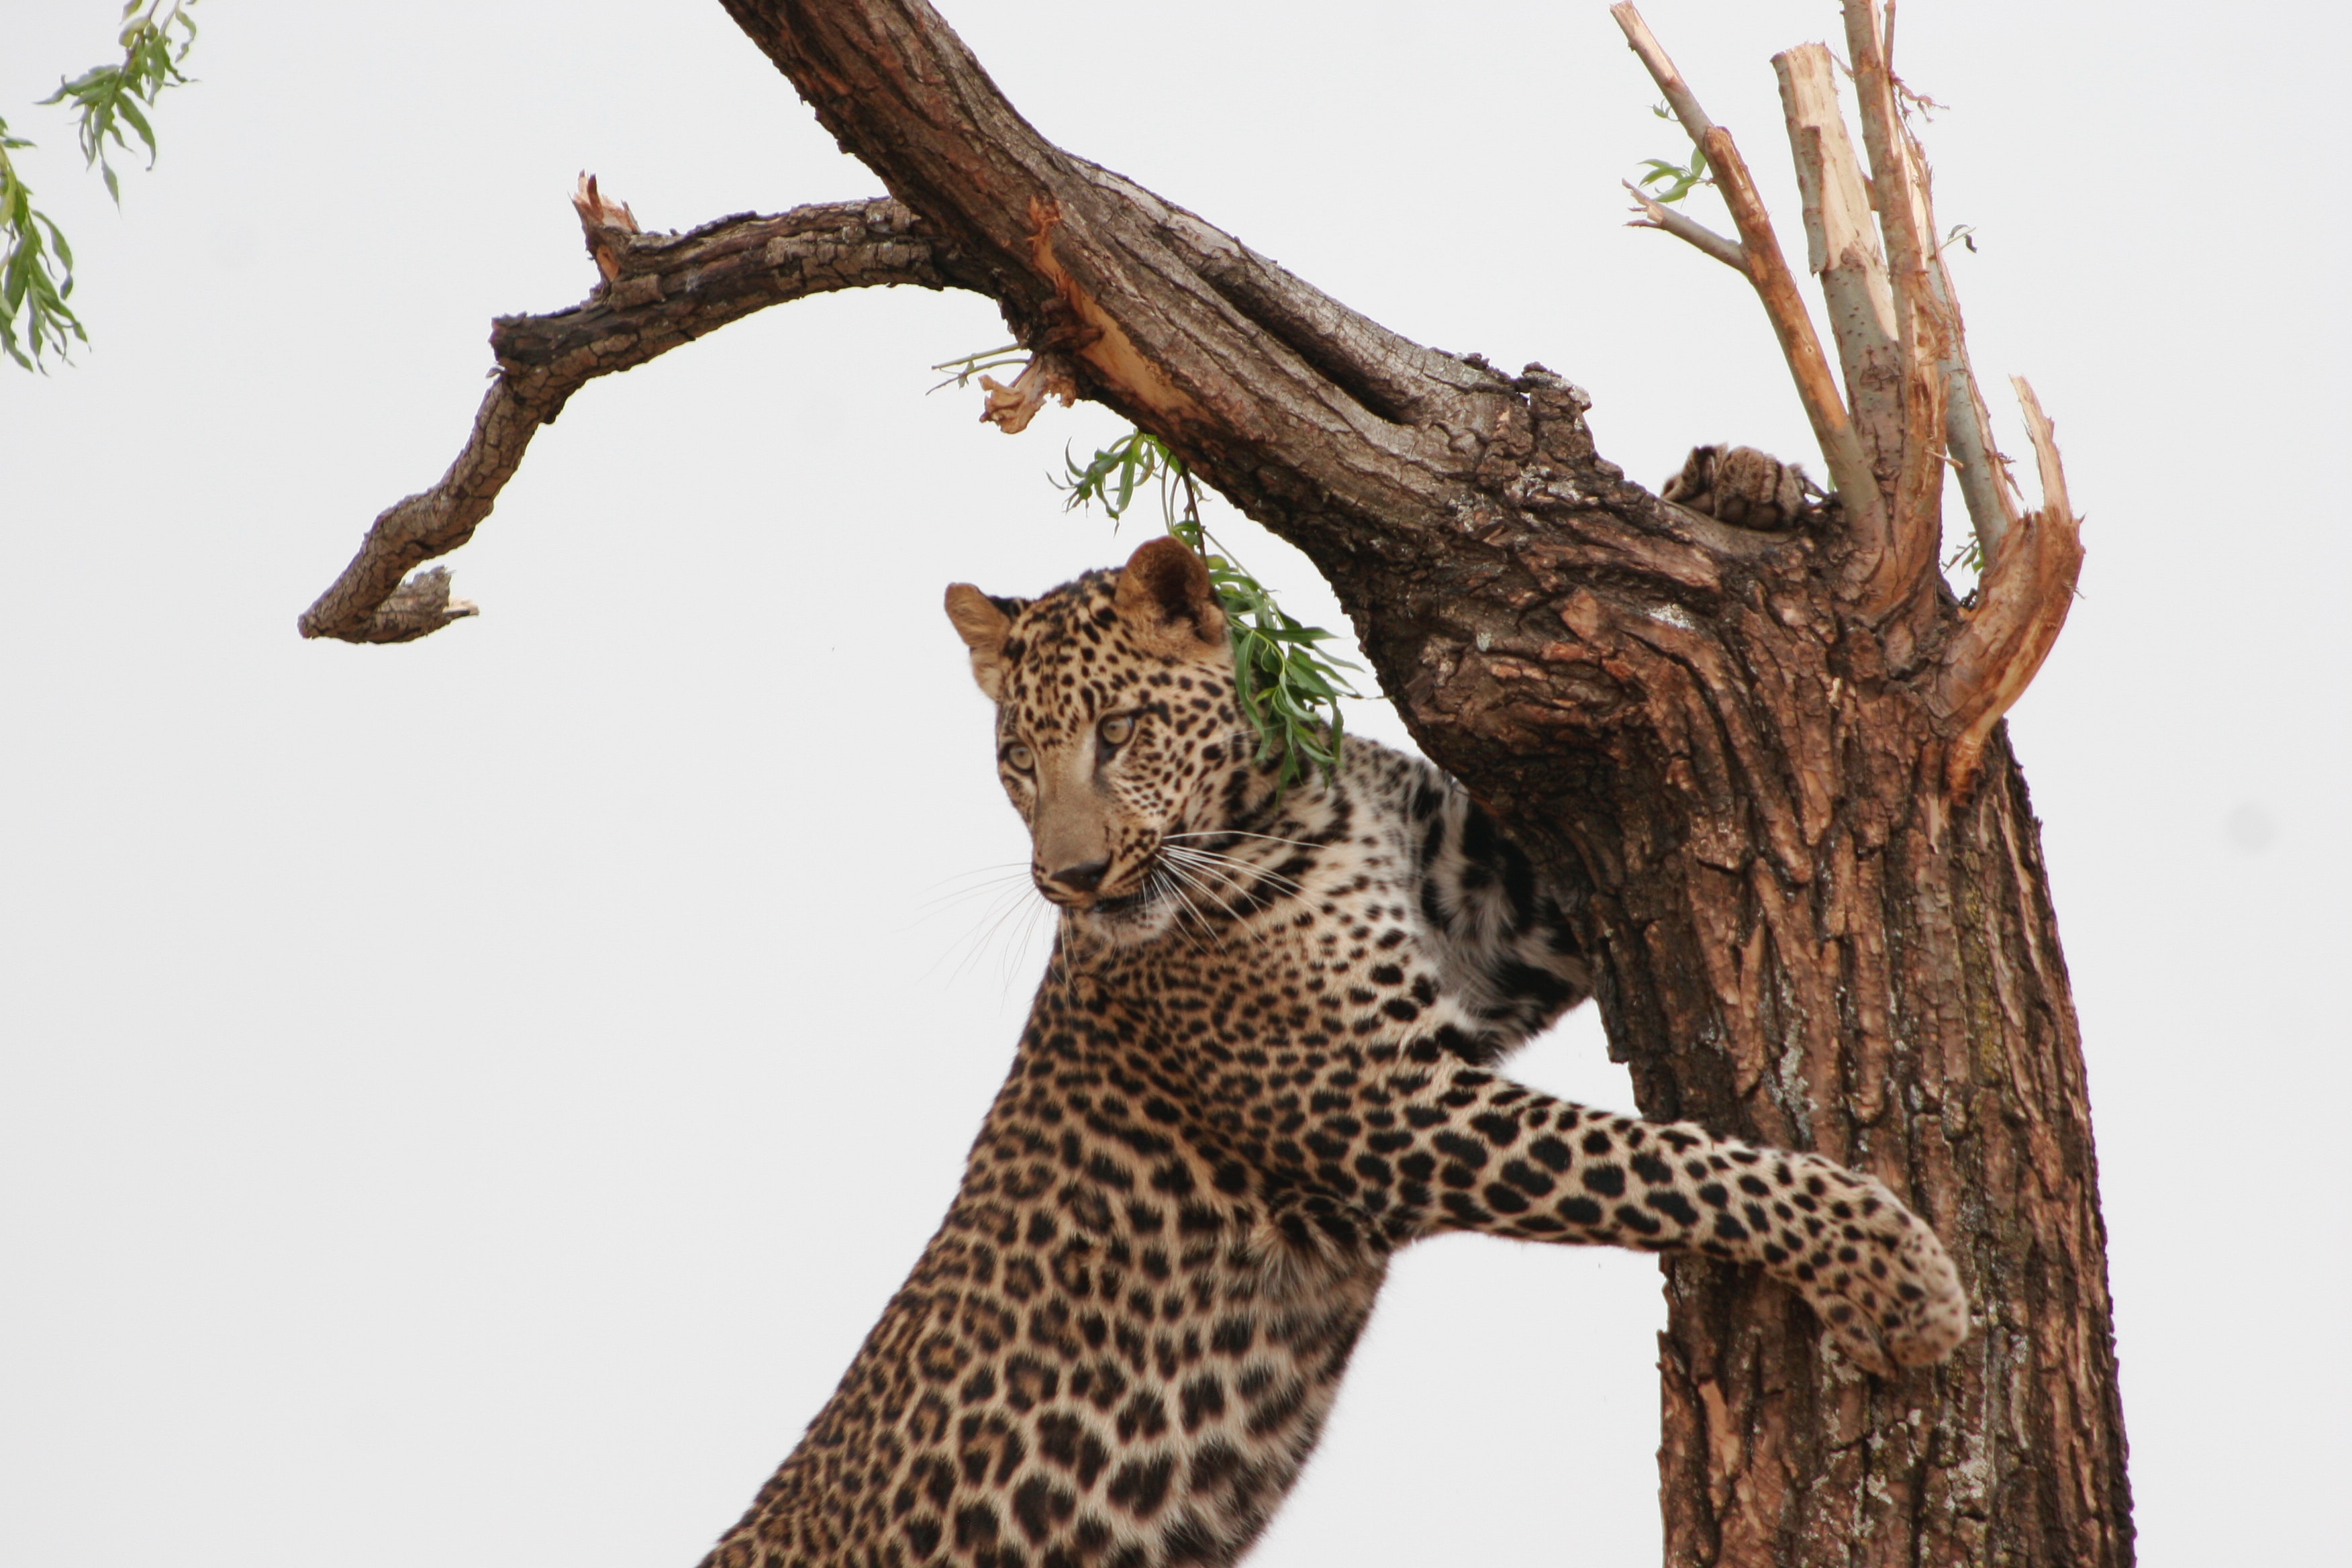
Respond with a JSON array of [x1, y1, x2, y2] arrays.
[[1040, 859, 1110, 895]]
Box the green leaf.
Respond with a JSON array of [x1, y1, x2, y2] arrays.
[[116, 95, 156, 160]]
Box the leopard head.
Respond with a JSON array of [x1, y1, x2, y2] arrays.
[[945, 537, 1262, 944]]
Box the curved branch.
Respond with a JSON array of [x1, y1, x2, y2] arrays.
[[1928, 377, 2081, 794], [297, 195, 973, 642]]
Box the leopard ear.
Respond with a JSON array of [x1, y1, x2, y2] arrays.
[[944, 583, 1018, 701], [1114, 536, 1227, 656]]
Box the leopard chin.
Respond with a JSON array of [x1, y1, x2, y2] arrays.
[[1067, 876, 1179, 946]]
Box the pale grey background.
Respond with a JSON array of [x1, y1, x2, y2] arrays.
[[3, 1, 2345, 1563]]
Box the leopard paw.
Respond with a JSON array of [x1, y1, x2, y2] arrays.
[[1769, 1163, 1970, 1377], [1661, 444, 1823, 530]]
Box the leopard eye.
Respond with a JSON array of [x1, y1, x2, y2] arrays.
[[1097, 714, 1135, 747], [1003, 742, 1034, 772]]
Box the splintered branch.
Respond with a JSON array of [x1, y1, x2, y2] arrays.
[[1609, 3, 1888, 560], [977, 351, 1079, 434], [297, 189, 969, 642], [1928, 376, 2081, 793]]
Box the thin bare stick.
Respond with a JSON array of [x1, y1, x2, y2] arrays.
[[1928, 375, 2081, 794], [1610, 3, 1887, 555], [1622, 181, 1745, 272], [1918, 179, 2022, 557], [298, 193, 971, 643], [1609, 2, 1714, 140]]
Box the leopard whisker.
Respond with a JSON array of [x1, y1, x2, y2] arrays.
[[1164, 830, 1321, 851], [910, 865, 1039, 918], [1161, 843, 1302, 896], [1158, 848, 1281, 903], [1154, 854, 1278, 949], [928, 875, 1046, 988], [1158, 852, 1295, 920], [1006, 896, 1061, 997], [1153, 856, 1256, 948], [1138, 867, 1215, 955], [973, 883, 1048, 973]]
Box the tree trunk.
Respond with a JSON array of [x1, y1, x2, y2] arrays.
[[309, 0, 2134, 1560], [718, 2, 2143, 1561]]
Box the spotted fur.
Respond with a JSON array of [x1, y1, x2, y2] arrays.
[[700, 540, 1967, 1568]]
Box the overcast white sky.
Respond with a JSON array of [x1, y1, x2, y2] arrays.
[[3, 1, 2346, 1564]]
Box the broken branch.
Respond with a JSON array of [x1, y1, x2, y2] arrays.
[[297, 192, 973, 642], [1775, 44, 1901, 489], [977, 351, 1078, 434], [1837, 0, 1947, 611]]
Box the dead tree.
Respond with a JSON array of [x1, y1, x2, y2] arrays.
[[297, 2, 2130, 1563]]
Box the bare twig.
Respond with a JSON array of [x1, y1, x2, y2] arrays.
[[1610, 2, 1714, 140], [1920, 187, 2022, 558], [1609, 3, 1888, 557], [1622, 181, 1745, 272], [1928, 376, 2081, 793], [298, 191, 971, 642]]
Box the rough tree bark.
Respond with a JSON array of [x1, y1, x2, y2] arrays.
[[299, 2, 2130, 1563]]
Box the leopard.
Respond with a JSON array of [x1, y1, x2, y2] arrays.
[[697, 535, 1968, 1568]]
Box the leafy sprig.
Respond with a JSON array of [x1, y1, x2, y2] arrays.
[[43, 0, 200, 203], [3, 1, 199, 370], [0, 119, 85, 369], [1634, 142, 1709, 205], [1055, 428, 1361, 793], [1630, 99, 1714, 205]]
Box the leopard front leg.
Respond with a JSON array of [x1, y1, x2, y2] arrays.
[[1360, 1059, 1969, 1375]]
